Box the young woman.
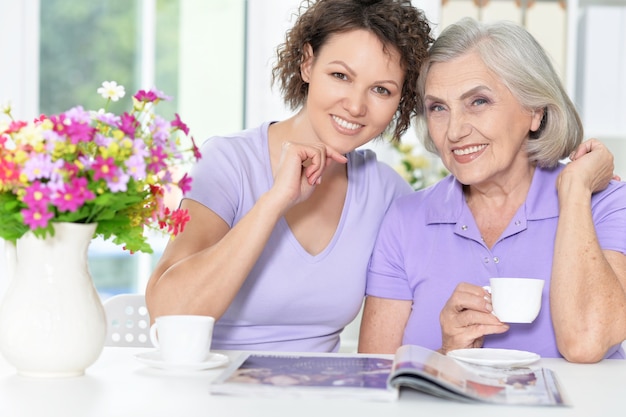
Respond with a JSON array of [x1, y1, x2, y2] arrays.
[[145, 0, 433, 352]]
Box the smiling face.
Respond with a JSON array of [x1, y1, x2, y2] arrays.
[[300, 29, 405, 154], [424, 51, 543, 188]]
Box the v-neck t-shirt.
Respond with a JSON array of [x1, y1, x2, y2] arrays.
[[186, 122, 412, 352]]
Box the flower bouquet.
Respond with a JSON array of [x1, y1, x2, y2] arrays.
[[0, 81, 201, 253]]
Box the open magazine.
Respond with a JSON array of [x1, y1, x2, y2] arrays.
[[210, 345, 569, 406]]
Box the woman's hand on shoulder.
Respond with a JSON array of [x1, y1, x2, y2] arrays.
[[439, 283, 509, 354], [269, 141, 348, 209], [560, 139, 619, 195]]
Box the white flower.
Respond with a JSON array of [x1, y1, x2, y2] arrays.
[[97, 81, 126, 102], [1, 101, 12, 115]]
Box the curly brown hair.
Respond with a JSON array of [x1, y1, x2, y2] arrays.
[[271, 0, 433, 142]]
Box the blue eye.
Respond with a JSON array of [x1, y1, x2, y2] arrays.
[[472, 98, 488, 106], [428, 104, 445, 112]]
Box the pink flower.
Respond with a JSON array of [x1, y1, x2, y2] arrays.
[[5, 120, 27, 134], [147, 146, 168, 173], [22, 181, 51, 207], [21, 205, 54, 230], [0, 160, 20, 184], [48, 114, 68, 135], [178, 173, 192, 195], [105, 169, 130, 192], [190, 136, 202, 160], [92, 156, 117, 181], [171, 113, 189, 135], [116, 112, 138, 137], [168, 208, 191, 235], [52, 177, 95, 212], [133, 90, 159, 103], [64, 119, 95, 144]]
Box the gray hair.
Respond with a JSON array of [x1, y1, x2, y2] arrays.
[[416, 17, 582, 168]]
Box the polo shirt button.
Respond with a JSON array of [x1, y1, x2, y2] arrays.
[[493, 257, 500, 263], [483, 257, 489, 263], [461, 225, 468, 231]]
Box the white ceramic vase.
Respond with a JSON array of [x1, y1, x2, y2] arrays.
[[0, 222, 106, 377]]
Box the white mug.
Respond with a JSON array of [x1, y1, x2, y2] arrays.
[[149, 315, 215, 363], [484, 278, 544, 323]]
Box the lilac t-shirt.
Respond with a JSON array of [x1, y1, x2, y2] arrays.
[[366, 165, 626, 359], [187, 122, 412, 352]]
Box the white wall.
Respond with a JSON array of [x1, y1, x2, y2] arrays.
[[179, 0, 246, 140], [575, 6, 626, 177], [0, 0, 39, 120]]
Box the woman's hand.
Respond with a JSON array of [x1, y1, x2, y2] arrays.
[[270, 141, 348, 210], [439, 283, 509, 354], [562, 139, 619, 194]]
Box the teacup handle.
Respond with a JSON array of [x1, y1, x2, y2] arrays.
[[149, 323, 160, 348]]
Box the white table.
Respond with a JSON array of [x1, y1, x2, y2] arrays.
[[0, 347, 623, 417]]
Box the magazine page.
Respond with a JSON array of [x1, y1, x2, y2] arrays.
[[210, 352, 398, 401], [390, 345, 569, 406]]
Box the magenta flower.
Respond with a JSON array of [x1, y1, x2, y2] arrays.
[[116, 112, 138, 137], [190, 136, 202, 160], [65, 121, 95, 144], [48, 114, 68, 135], [22, 205, 54, 230], [22, 181, 51, 207], [134, 90, 159, 103], [52, 177, 95, 212], [92, 156, 117, 181], [171, 113, 189, 135], [147, 146, 168, 173], [178, 173, 192, 195]]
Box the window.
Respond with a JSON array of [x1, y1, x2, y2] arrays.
[[17, 0, 246, 297]]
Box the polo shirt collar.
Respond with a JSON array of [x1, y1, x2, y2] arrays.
[[425, 165, 562, 226]]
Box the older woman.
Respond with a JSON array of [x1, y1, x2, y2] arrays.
[[358, 17, 626, 362]]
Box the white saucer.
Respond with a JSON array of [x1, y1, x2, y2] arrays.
[[134, 350, 229, 371], [447, 348, 540, 368]]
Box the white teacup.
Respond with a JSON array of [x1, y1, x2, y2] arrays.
[[149, 315, 215, 364], [484, 278, 544, 323]]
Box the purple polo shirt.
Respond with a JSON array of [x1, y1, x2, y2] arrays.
[[366, 165, 626, 359]]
